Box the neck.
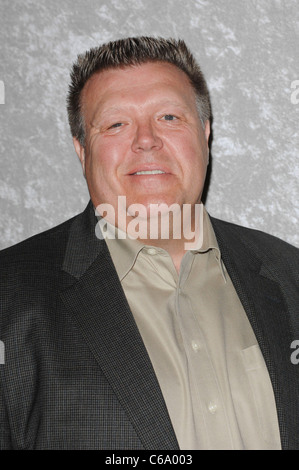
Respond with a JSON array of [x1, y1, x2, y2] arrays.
[[127, 209, 203, 273], [97, 203, 204, 272]]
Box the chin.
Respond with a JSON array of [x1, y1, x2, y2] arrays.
[[129, 192, 180, 206]]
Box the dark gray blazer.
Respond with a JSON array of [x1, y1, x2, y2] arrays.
[[0, 201, 299, 449]]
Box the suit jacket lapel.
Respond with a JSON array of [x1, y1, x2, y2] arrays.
[[211, 217, 299, 449], [60, 202, 179, 450]]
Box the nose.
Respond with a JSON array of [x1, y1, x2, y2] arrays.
[[131, 120, 163, 153]]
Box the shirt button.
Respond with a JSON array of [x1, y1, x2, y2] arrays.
[[191, 340, 200, 352], [147, 248, 157, 255], [208, 402, 218, 414]]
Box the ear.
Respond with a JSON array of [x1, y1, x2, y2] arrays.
[[204, 120, 210, 143], [73, 137, 86, 177], [204, 120, 210, 164]]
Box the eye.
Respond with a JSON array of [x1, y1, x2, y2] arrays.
[[162, 114, 178, 121], [109, 122, 123, 129]]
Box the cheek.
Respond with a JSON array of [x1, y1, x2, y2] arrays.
[[179, 144, 208, 197], [87, 139, 121, 176], [191, 135, 209, 169], [176, 138, 208, 173]]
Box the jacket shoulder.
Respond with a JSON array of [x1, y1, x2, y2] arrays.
[[0, 214, 78, 272], [211, 216, 299, 268]]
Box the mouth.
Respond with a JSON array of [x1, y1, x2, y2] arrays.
[[132, 170, 166, 175]]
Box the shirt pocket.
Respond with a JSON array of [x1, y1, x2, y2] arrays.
[[241, 344, 281, 447]]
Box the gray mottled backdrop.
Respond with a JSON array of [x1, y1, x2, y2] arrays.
[[1, 0, 298, 249]]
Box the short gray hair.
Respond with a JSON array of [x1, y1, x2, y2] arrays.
[[67, 36, 211, 146]]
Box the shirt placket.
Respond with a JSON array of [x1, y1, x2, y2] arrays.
[[175, 253, 233, 450]]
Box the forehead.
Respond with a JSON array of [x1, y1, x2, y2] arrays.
[[81, 61, 196, 114]]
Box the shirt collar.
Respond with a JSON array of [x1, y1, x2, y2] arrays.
[[198, 209, 227, 282], [102, 206, 226, 282], [102, 219, 144, 281]]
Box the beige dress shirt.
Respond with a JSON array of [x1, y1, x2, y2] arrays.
[[104, 207, 281, 450]]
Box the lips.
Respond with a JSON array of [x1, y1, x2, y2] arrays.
[[133, 170, 166, 175], [128, 165, 171, 176]]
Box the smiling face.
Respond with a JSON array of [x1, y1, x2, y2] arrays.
[[74, 61, 210, 227]]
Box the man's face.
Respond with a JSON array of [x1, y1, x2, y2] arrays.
[[74, 61, 210, 222]]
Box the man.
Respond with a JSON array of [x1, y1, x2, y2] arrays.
[[0, 36, 298, 450]]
